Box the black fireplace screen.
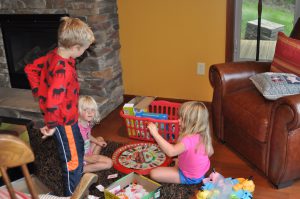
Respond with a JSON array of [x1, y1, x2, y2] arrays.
[[0, 14, 67, 89]]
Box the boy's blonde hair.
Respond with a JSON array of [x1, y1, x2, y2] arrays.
[[178, 101, 214, 157], [58, 17, 95, 48], [78, 95, 101, 125]]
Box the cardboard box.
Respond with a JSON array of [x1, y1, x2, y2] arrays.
[[123, 96, 144, 116], [104, 172, 161, 199], [134, 96, 156, 113], [127, 96, 144, 105]]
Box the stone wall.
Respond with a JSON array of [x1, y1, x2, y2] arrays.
[[0, 32, 9, 87], [0, 0, 124, 119]]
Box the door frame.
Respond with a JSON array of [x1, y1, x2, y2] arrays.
[[226, 0, 235, 62]]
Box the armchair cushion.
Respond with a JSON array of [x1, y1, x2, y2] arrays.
[[270, 32, 300, 75], [250, 72, 300, 100]]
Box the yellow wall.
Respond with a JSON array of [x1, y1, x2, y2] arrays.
[[117, 0, 226, 102]]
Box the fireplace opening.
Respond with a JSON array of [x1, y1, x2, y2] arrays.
[[0, 14, 68, 89]]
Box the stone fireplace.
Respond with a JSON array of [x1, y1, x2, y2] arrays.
[[0, 0, 124, 119]]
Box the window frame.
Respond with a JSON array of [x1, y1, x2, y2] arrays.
[[226, 0, 300, 62]]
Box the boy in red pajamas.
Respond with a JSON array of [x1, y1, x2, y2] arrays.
[[25, 17, 95, 196]]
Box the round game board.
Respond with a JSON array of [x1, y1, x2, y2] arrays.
[[112, 142, 172, 175]]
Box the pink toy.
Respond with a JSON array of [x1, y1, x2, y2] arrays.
[[202, 169, 223, 184]]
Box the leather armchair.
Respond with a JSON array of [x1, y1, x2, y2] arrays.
[[209, 19, 300, 189]]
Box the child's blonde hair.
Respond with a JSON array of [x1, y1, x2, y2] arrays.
[[178, 101, 214, 157], [78, 95, 101, 125], [58, 17, 95, 48]]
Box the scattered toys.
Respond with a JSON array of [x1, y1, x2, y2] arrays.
[[115, 183, 149, 199], [104, 172, 161, 199], [196, 170, 255, 199]]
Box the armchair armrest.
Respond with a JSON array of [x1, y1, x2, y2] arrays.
[[268, 94, 300, 186], [209, 61, 271, 95], [275, 94, 300, 130]]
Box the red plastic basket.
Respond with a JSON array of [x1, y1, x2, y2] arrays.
[[120, 100, 181, 143]]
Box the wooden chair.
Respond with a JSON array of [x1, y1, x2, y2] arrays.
[[0, 134, 98, 199]]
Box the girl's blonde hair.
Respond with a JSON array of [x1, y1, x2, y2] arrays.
[[78, 95, 101, 126], [58, 17, 95, 48], [178, 101, 214, 157]]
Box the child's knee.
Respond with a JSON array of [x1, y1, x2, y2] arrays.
[[102, 157, 112, 169], [150, 169, 158, 180], [106, 158, 113, 169]]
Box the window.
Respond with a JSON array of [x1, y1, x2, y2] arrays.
[[231, 0, 300, 61]]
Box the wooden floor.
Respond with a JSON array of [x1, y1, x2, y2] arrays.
[[92, 103, 300, 199]]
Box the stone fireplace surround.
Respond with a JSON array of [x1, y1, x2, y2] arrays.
[[0, 0, 124, 121]]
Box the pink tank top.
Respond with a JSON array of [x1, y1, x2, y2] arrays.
[[178, 134, 210, 179]]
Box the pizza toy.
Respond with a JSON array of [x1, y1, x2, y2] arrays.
[[112, 142, 172, 175]]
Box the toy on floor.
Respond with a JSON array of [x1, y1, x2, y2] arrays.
[[115, 182, 149, 199], [196, 169, 255, 199], [112, 143, 172, 175]]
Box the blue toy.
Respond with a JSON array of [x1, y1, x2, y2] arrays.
[[135, 112, 168, 120], [201, 182, 215, 191]]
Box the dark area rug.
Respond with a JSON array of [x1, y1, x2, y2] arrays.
[[28, 128, 199, 198], [89, 141, 199, 199]]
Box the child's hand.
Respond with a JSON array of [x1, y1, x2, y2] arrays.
[[98, 141, 107, 147], [147, 122, 159, 135], [94, 136, 107, 147], [40, 126, 56, 139]]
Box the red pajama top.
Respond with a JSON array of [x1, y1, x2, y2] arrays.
[[25, 48, 79, 128]]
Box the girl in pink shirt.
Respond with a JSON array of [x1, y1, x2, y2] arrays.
[[78, 95, 112, 173], [147, 101, 214, 184]]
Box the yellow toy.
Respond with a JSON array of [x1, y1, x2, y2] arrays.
[[233, 178, 255, 193], [196, 190, 210, 199], [196, 189, 220, 199]]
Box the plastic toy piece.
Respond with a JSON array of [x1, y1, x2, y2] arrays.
[[201, 182, 215, 190], [196, 190, 210, 199], [198, 170, 255, 199], [233, 178, 255, 193], [231, 190, 253, 199], [202, 169, 223, 184], [135, 112, 168, 120], [196, 189, 220, 199]]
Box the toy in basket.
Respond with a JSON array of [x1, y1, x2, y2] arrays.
[[112, 142, 172, 175], [196, 170, 255, 199], [120, 100, 181, 143]]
